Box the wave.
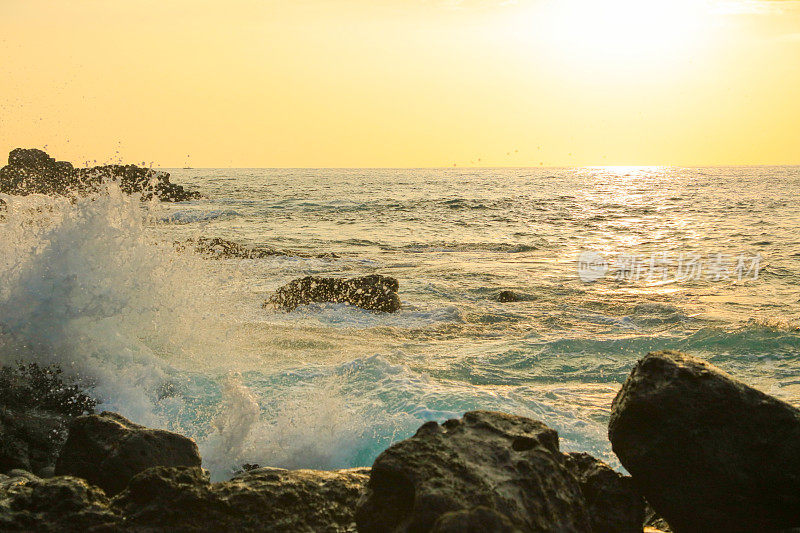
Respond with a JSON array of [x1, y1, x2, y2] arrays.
[[158, 209, 240, 224], [400, 242, 540, 253]]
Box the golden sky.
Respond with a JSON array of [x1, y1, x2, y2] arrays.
[[1, 0, 799, 167]]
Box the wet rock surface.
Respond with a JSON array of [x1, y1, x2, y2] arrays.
[[355, 410, 592, 533], [0, 148, 200, 201], [55, 412, 202, 496], [113, 465, 369, 532], [267, 274, 401, 313], [609, 350, 800, 532], [496, 290, 522, 302]]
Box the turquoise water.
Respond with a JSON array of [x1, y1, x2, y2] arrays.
[[1, 166, 799, 478]]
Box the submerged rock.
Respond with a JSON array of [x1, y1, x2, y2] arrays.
[[609, 350, 800, 532], [55, 412, 201, 495], [0, 472, 120, 532], [0, 148, 201, 201], [496, 290, 522, 302], [184, 237, 338, 260], [112, 465, 369, 532], [266, 274, 401, 313], [355, 410, 591, 532], [563, 452, 643, 533]]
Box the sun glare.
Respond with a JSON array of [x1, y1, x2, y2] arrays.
[[535, 0, 712, 68]]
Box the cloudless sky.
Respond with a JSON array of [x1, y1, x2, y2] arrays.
[[1, 0, 799, 167]]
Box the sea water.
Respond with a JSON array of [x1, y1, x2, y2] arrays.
[[1, 166, 798, 480]]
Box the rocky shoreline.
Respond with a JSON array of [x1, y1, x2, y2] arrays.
[[2, 351, 799, 532]]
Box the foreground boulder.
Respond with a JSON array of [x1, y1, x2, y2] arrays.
[[563, 452, 643, 533], [113, 465, 369, 532], [609, 350, 800, 532], [55, 412, 201, 495], [355, 411, 592, 532], [0, 472, 119, 532], [0, 148, 200, 201], [266, 274, 401, 313]]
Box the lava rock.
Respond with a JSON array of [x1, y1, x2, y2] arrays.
[[266, 274, 401, 313], [55, 412, 201, 495], [112, 465, 370, 532], [496, 290, 522, 303], [609, 350, 800, 532], [355, 411, 591, 532], [0, 148, 200, 201], [563, 452, 643, 533], [0, 472, 120, 532]]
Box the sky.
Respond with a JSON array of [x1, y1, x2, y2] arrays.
[[1, 0, 799, 167]]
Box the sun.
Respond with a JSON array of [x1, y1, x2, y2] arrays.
[[533, 0, 713, 68]]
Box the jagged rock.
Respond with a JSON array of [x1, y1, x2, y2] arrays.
[[184, 237, 338, 260], [112, 465, 370, 532], [266, 274, 401, 313], [563, 452, 643, 533], [355, 411, 591, 532], [0, 148, 200, 202], [0, 472, 120, 532], [55, 412, 201, 495], [609, 350, 800, 532]]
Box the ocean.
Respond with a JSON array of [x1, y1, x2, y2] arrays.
[[1, 166, 798, 480]]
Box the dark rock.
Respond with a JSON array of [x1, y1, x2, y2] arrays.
[[355, 410, 591, 533], [496, 290, 522, 303], [112, 465, 370, 532], [431, 506, 521, 533], [563, 452, 643, 533], [267, 274, 401, 313], [0, 472, 120, 532], [184, 237, 338, 260], [609, 350, 800, 532], [0, 363, 96, 477], [55, 412, 201, 495], [0, 408, 65, 477], [0, 148, 200, 202]]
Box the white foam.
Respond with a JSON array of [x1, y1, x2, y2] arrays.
[[0, 186, 230, 427]]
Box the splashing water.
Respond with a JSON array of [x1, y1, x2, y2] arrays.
[[2, 166, 799, 479], [0, 185, 421, 478], [0, 187, 202, 425]]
